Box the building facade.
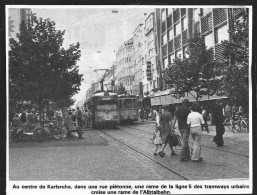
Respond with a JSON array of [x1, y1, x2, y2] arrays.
[[143, 12, 158, 97], [132, 24, 146, 96], [8, 8, 30, 39], [150, 7, 246, 106], [115, 38, 134, 94], [85, 8, 247, 107]]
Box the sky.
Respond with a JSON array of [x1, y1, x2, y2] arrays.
[[31, 7, 153, 105]]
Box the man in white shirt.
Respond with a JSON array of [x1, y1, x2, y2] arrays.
[[187, 103, 206, 162]]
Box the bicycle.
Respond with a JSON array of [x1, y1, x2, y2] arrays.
[[11, 122, 46, 142], [223, 118, 238, 133], [237, 115, 249, 133], [224, 114, 248, 133]]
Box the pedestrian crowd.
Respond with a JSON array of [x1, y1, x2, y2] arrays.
[[151, 99, 231, 162]]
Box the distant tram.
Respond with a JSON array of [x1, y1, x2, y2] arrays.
[[118, 94, 139, 124], [84, 91, 119, 129]]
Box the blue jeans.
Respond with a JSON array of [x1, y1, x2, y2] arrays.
[[179, 129, 191, 160]]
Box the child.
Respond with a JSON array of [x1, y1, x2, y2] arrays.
[[153, 125, 162, 156]]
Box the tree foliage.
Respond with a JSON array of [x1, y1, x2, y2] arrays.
[[220, 11, 249, 110], [9, 12, 83, 116], [163, 34, 222, 101]]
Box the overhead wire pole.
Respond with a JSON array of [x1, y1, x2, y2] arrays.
[[94, 69, 109, 91]]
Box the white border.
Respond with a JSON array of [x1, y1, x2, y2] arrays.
[[6, 5, 253, 195]]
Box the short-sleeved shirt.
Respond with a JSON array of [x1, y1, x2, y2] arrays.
[[187, 111, 205, 127], [175, 106, 190, 130]]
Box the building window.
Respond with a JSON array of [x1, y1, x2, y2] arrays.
[[175, 50, 182, 59], [194, 8, 201, 21], [183, 46, 189, 58], [214, 24, 229, 44], [163, 58, 168, 69], [169, 54, 175, 64], [162, 34, 167, 45], [182, 17, 188, 30], [201, 13, 213, 33], [203, 8, 211, 14], [194, 21, 200, 34], [153, 80, 156, 88], [162, 10, 166, 22], [167, 8, 173, 15], [174, 22, 181, 36], [168, 28, 174, 40], [204, 32, 214, 48]]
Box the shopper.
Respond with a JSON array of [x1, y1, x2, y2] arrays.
[[201, 106, 209, 132], [172, 99, 191, 161], [212, 100, 225, 147], [158, 105, 176, 157], [76, 107, 83, 128], [187, 103, 206, 162]]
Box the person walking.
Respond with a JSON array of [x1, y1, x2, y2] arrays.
[[84, 109, 89, 128], [76, 107, 83, 128], [155, 108, 161, 126], [212, 100, 226, 147], [153, 125, 162, 156], [172, 99, 191, 161], [64, 110, 83, 139], [158, 105, 176, 157], [201, 106, 209, 132], [187, 103, 206, 162], [71, 109, 76, 122]]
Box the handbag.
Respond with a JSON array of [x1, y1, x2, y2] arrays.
[[168, 133, 179, 146]]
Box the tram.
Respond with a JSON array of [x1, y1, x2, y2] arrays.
[[84, 91, 119, 129], [118, 94, 139, 124]]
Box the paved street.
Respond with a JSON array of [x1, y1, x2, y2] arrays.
[[9, 121, 249, 180]]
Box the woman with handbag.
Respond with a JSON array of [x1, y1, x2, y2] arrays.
[[158, 105, 176, 157], [187, 103, 206, 162]]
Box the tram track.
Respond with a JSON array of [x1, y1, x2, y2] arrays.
[[125, 125, 249, 158], [99, 129, 190, 180]]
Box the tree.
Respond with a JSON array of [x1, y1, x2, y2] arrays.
[[220, 11, 249, 110], [116, 83, 127, 95], [9, 12, 83, 120], [163, 34, 222, 101]]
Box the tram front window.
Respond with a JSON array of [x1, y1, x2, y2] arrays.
[[123, 99, 133, 109], [96, 100, 117, 111]]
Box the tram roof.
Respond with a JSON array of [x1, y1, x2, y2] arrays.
[[118, 94, 137, 98], [93, 91, 117, 97]]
